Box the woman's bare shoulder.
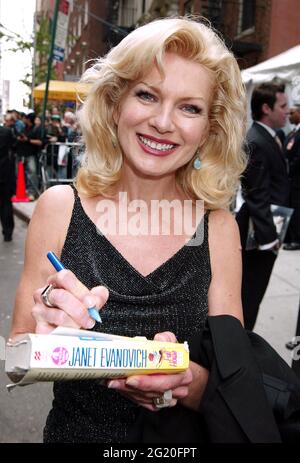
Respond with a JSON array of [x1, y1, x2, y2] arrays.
[[208, 208, 242, 268], [208, 209, 240, 243], [208, 208, 237, 225], [28, 185, 75, 249], [35, 185, 75, 210]]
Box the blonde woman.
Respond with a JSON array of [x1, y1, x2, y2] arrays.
[[10, 17, 247, 442]]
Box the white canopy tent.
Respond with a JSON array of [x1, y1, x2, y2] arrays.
[[241, 44, 300, 126]]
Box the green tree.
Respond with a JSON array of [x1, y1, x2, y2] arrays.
[[34, 15, 57, 86]]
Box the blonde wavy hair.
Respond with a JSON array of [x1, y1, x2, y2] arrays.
[[76, 16, 247, 210]]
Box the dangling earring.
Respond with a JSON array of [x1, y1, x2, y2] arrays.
[[193, 150, 202, 170]]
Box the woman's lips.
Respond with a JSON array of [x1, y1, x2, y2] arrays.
[[137, 134, 178, 157]]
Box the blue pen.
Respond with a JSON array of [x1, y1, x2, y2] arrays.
[[47, 251, 102, 323]]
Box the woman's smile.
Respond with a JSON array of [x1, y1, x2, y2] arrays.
[[137, 133, 179, 156]]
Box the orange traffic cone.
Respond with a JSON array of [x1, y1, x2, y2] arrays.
[[12, 160, 30, 202]]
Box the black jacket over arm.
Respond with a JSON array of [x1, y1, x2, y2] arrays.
[[195, 316, 300, 443], [128, 316, 300, 443], [236, 122, 290, 247]]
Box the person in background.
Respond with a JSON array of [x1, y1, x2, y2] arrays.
[[61, 111, 79, 178], [276, 128, 286, 147], [236, 83, 290, 330], [11, 110, 26, 135], [4, 113, 17, 134], [61, 111, 77, 142], [283, 104, 300, 250], [0, 119, 16, 241], [46, 114, 64, 142], [10, 17, 247, 443], [34, 116, 42, 128], [45, 109, 51, 126], [16, 113, 44, 200], [283, 105, 300, 359], [46, 114, 65, 179], [51, 106, 60, 117]]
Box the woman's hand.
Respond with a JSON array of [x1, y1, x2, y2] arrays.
[[107, 331, 193, 411], [32, 269, 109, 334]]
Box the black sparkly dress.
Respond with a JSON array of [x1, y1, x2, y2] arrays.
[[43, 187, 211, 443]]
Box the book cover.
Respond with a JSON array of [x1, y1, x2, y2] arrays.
[[5, 327, 189, 389]]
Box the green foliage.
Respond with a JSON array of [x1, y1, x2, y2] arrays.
[[0, 22, 33, 54], [34, 15, 54, 85]]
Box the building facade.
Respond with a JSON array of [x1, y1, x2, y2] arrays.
[[179, 0, 300, 69], [63, 0, 107, 80], [34, 0, 300, 80]]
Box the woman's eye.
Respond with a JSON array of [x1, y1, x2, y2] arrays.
[[135, 90, 156, 102], [181, 104, 202, 114]]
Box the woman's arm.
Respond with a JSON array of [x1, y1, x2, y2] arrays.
[[10, 185, 77, 337], [11, 186, 104, 337], [207, 209, 244, 324], [179, 209, 244, 410]]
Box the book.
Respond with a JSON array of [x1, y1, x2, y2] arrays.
[[5, 327, 189, 389], [245, 204, 294, 251]]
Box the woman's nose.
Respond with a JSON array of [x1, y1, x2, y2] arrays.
[[149, 105, 175, 133]]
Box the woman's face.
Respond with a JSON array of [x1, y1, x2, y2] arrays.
[[114, 53, 213, 178]]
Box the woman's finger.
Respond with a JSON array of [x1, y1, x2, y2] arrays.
[[34, 286, 96, 329], [124, 368, 193, 393], [153, 331, 177, 343], [32, 303, 81, 334], [90, 286, 109, 307], [170, 386, 190, 400], [47, 270, 105, 310], [108, 379, 175, 400], [120, 390, 178, 411]]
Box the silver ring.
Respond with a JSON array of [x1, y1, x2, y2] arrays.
[[152, 390, 172, 409], [41, 284, 55, 308]]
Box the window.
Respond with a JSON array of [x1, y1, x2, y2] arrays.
[[84, 0, 89, 26], [78, 14, 82, 36], [184, 0, 194, 14], [118, 0, 137, 27], [240, 0, 256, 33]]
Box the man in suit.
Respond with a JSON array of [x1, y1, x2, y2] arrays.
[[236, 83, 290, 330], [0, 121, 16, 241], [283, 105, 300, 250], [283, 106, 300, 359]]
